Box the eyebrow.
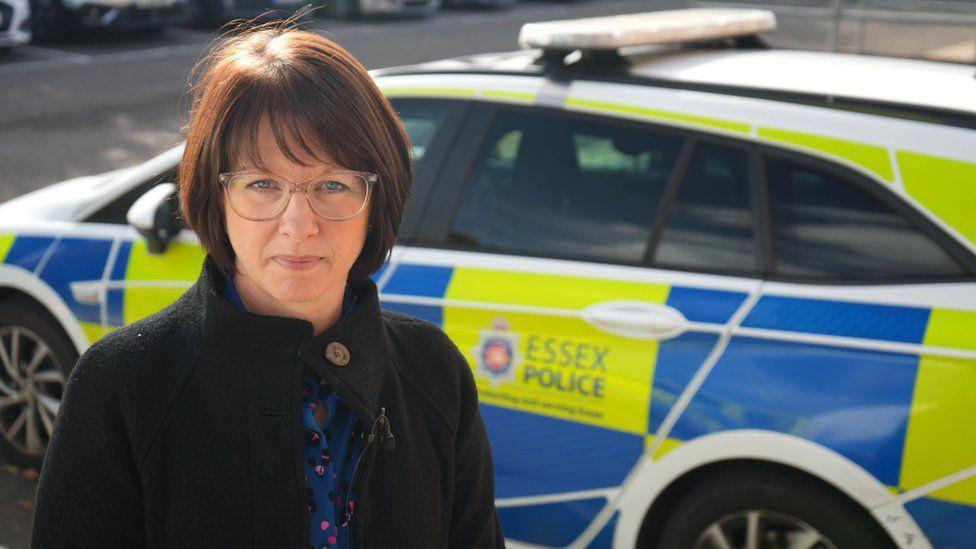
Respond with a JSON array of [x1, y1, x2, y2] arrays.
[[235, 164, 348, 176]]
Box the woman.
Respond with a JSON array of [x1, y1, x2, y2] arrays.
[[31, 21, 504, 549]]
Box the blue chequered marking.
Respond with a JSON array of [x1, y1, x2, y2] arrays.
[[37, 238, 112, 325], [382, 263, 453, 298], [666, 286, 746, 325], [742, 295, 930, 344], [3, 236, 56, 273], [481, 403, 643, 499], [380, 301, 443, 326], [106, 240, 132, 326], [649, 331, 719, 434], [498, 498, 606, 547], [368, 260, 389, 285], [904, 497, 976, 548], [670, 336, 918, 486], [589, 510, 619, 549]]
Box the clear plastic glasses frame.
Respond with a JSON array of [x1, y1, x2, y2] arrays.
[[218, 169, 378, 222]]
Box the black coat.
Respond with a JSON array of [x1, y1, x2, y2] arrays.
[[31, 255, 505, 549]]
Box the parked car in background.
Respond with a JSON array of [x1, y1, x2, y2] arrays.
[[181, 0, 307, 29], [0, 0, 31, 49], [28, 0, 184, 41], [442, 0, 516, 10], [1, 8, 974, 548], [316, 0, 440, 20]]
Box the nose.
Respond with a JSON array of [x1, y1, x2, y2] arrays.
[[277, 189, 320, 241]]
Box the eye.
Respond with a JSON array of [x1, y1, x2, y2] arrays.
[[246, 179, 280, 191], [317, 179, 350, 193]]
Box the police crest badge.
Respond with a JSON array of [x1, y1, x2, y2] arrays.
[[472, 317, 521, 387]]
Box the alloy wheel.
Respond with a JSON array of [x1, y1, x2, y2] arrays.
[[0, 326, 66, 460]]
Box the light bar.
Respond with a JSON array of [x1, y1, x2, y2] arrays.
[[518, 8, 777, 51]]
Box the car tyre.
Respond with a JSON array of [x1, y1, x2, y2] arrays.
[[29, 0, 73, 41], [655, 464, 895, 549], [0, 296, 77, 470]]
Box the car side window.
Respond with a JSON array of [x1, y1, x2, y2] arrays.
[[447, 109, 685, 263], [653, 142, 756, 272], [85, 168, 181, 226], [389, 98, 462, 241], [390, 99, 451, 165], [766, 155, 966, 279]]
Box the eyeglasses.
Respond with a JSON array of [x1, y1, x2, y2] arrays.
[[218, 169, 378, 222]]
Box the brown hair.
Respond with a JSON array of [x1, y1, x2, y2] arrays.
[[179, 17, 412, 279]]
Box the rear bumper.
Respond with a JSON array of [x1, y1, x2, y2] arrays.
[[0, 0, 32, 47], [73, 2, 183, 29]]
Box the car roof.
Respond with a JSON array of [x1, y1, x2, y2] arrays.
[[373, 46, 976, 121], [627, 48, 976, 115]]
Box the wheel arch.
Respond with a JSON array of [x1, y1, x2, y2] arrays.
[[612, 430, 924, 549], [0, 264, 90, 355]]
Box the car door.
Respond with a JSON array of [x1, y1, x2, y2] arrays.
[[661, 147, 976, 548], [378, 102, 764, 547]]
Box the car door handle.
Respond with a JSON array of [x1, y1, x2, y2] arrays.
[[70, 280, 104, 306], [582, 300, 688, 341]]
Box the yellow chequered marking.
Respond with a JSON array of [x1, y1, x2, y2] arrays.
[[924, 308, 976, 351], [900, 353, 976, 506], [79, 321, 112, 346], [898, 151, 976, 247], [381, 86, 536, 105], [482, 90, 537, 103], [382, 86, 477, 98], [0, 233, 14, 263], [758, 127, 894, 183], [645, 435, 683, 460], [566, 97, 750, 134], [445, 268, 670, 310], [123, 240, 205, 324], [443, 268, 670, 434]]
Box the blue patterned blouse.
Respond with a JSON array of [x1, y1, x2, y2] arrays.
[[222, 274, 362, 549]]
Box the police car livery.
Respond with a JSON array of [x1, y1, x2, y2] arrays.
[[0, 9, 973, 548]]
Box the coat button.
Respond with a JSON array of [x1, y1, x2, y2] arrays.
[[325, 342, 350, 366]]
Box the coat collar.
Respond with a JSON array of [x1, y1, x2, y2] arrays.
[[176, 254, 392, 424]]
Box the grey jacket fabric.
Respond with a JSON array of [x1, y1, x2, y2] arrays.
[[31, 254, 505, 549]]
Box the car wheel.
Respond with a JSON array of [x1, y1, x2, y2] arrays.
[[29, 0, 72, 41], [0, 296, 77, 470], [656, 464, 894, 549]]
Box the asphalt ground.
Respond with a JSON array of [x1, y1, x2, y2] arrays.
[[0, 1, 971, 546]]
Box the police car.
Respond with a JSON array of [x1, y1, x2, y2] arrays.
[[1, 8, 973, 548]]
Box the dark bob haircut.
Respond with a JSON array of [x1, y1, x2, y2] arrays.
[[179, 18, 413, 279]]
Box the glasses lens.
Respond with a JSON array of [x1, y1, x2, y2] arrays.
[[225, 173, 288, 220], [307, 173, 369, 220]]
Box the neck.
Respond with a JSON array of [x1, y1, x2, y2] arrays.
[[232, 270, 345, 337]]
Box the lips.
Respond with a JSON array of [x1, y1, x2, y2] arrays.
[[276, 255, 320, 262], [273, 255, 322, 270]]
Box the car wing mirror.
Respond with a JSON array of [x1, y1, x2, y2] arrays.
[[127, 182, 180, 254]]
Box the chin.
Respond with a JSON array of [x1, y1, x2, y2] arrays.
[[270, 278, 332, 303]]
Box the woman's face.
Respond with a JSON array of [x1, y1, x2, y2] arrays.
[[224, 117, 370, 307]]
